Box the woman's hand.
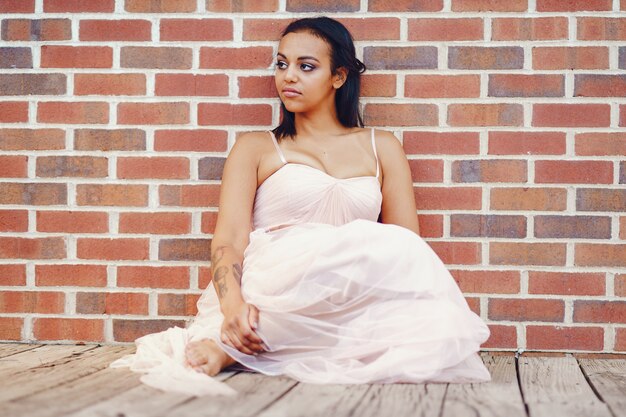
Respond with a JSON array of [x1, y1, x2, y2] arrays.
[[220, 302, 266, 356]]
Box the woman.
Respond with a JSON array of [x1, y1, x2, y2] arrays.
[[112, 17, 491, 396]]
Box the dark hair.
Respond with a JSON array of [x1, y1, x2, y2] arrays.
[[273, 17, 366, 140]]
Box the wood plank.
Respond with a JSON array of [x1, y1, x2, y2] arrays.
[[0, 345, 132, 402], [257, 381, 371, 417], [518, 355, 612, 417], [579, 358, 626, 417], [442, 353, 527, 417], [166, 372, 298, 417], [0, 344, 94, 379], [64, 370, 237, 417], [0, 343, 41, 358], [348, 382, 445, 417]]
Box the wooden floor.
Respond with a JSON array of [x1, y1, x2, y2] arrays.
[[1, 343, 625, 417]]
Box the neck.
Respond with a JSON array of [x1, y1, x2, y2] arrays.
[[292, 97, 346, 139]]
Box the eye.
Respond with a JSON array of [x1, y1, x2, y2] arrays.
[[275, 60, 287, 70], [301, 63, 315, 71]]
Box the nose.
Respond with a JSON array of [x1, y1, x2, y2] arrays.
[[284, 64, 297, 82]]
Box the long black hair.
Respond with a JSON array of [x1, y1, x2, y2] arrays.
[[273, 17, 366, 140]]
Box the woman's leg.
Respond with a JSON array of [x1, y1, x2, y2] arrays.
[[185, 339, 236, 376]]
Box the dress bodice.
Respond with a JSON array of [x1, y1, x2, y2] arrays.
[[252, 130, 383, 231]]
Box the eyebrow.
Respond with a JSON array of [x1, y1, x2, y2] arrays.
[[276, 52, 320, 63]]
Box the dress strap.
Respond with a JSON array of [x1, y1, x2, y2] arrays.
[[371, 128, 380, 179], [268, 130, 287, 164]]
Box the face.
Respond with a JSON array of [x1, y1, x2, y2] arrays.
[[275, 31, 346, 114]]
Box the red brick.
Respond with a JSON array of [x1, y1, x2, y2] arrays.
[[341, 18, 403, 41], [0, 129, 65, 151], [37, 211, 108, 233], [121, 46, 192, 69], [0, 74, 66, 96], [36, 156, 108, 178], [155, 74, 228, 96], [527, 326, 603, 351], [449, 46, 523, 70], [404, 131, 479, 155], [575, 244, 626, 267], [616, 328, 626, 351], [452, 0, 527, 11], [407, 159, 443, 183], [118, 102, 189, 125], [242, 18, 289, 41], [238, 76, 277, 98], [489, 74, 564, 97], [45, 0, 114, 12], [0, 317, 22, 340], [426, 241, 481, 265], [77, 184, 148, 207], [489, 298, 564, 322], [0, 0, 34, 13], [483, 325, 517, 349], [36, 264, 107, 287], [452, 159, 527, 183], [535, 160, 612, 184], [160, 185, 220, 207], [574, 301, 626, 324], [200, 46, 272, 69], [533, 104, 610, 127], [405, 75, 480, 98], [492, 17, 568, 41], [417, 214, 443, 238], [488, 131, 566, 155], [451, 214, 526, 238], [448, 104, 523, 127], [0, 210, 28, 232], [75, 129, 145, 152], [119, 212, 191, 234], [34, 318, 104, 342], [198, 103, 271, 126], [201, 212, 218, 234], [0, 47, 31, 68], [533, 47, 608, 70], [78, 238, 149, 261], [0, 264, 26, 286], [75, 74, 146, 96], [0, 183, 66, 206], [578, 18, 626, 41], [616, 274, 626, 296], [368, 0, 443, 11], [364, 104, 438, 126], [466, 297, 480, 315], [198, 266, 212, 289], [529, 272, 605, 296], [113, 319, 185, 342], [41, 46, 112, 68], [0, 291, 64, 313], [576, 132, 626, 156], [1, 19, 71, 41], [37, 102, 108, 124], [408, 18, 482, 41], [160, 19, 232, 41], [451, 270, 520, 294], [361, 74, 396, 98], [0, 102, 28, 123], [117, 266, 189, 289], [80, 20, 151, 41], [622, 105, 626, 127], [159, 239, 211, 261], [490, 242, 566, 266], [414, 187, 481, 210], [537, 0, 611, 11], [198, 157, 225, 180], [158, 293, 200, 316], [76, 292, 149, 315], [154, 129, 227, 152], [286, 0, 358, 11], [575, 75, 626, 97], [207, 0, 278, 12], [117, 157, 189, 180], [0, 156, 27, 178], [535, 215, 611, 239], [364, 46, 437, 70], [0, 237, 65, 259], [126, 0, 196, 11], [577, 189, 626, 212]]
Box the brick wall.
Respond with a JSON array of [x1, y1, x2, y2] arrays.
[[0, 0, 624, 353]]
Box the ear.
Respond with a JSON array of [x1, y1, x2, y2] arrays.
[[333, 67, 348, 89]]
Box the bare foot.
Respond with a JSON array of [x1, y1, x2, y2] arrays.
[[185, 339, 236, 376]]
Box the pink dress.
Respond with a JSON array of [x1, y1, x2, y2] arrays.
[[111, 129, 491, 396]]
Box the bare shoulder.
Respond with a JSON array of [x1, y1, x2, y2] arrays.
[[230, 130, 271, 156], [372, 129, 405, 160]]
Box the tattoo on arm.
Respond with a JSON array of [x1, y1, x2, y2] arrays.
[[213, 266, 229, 298], [232, 263, 242, 285], [211, 245, 226, 267]]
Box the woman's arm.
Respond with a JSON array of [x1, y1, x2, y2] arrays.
[[376, 130, 421, 236], [210, 131, 266, 354]]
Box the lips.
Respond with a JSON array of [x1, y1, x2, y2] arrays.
[[281, 87, 301, 98]]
